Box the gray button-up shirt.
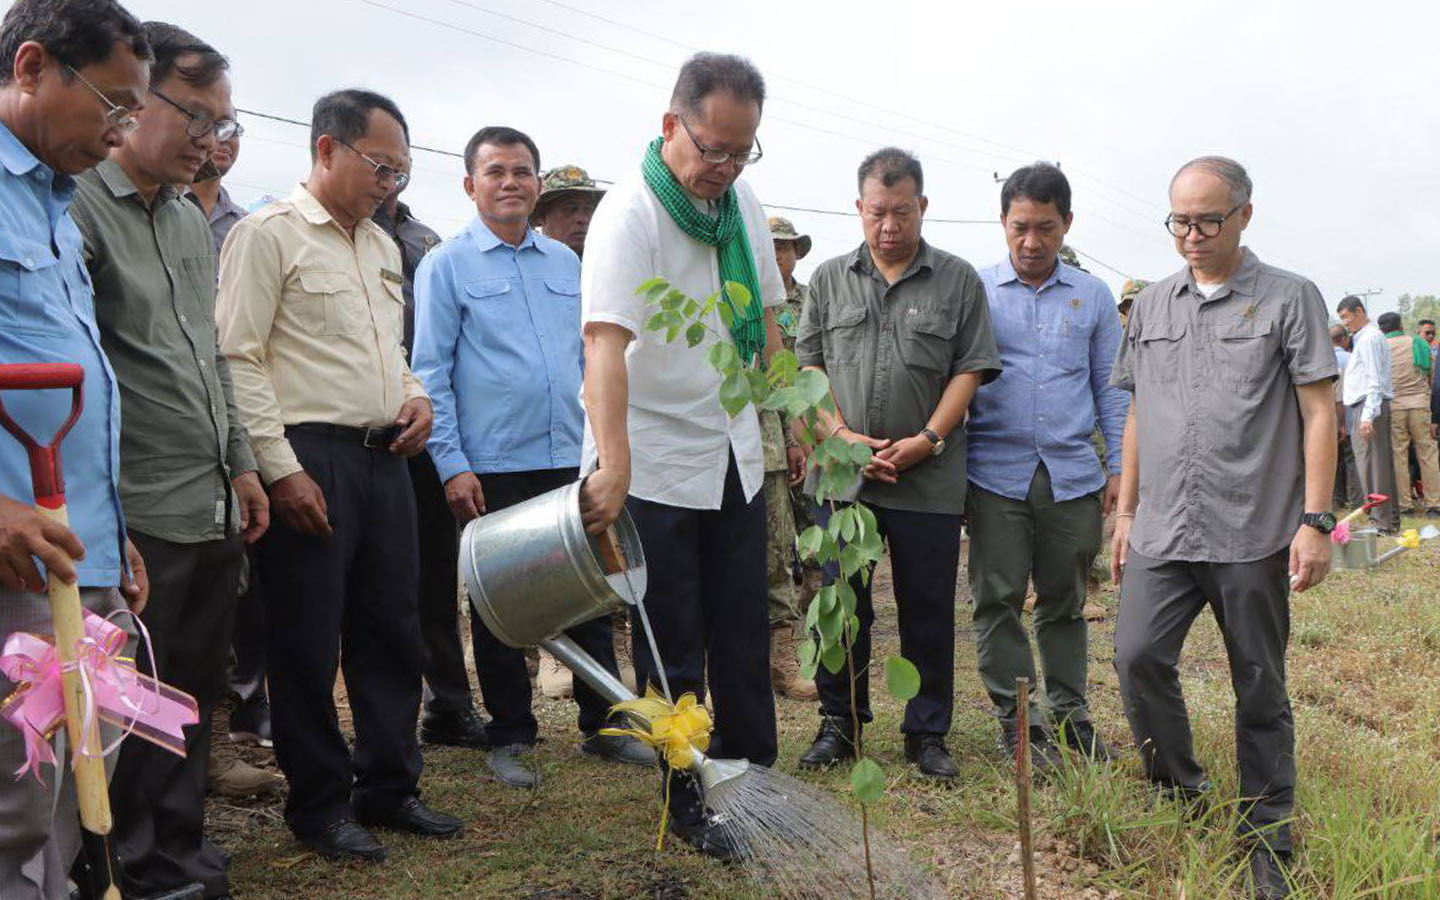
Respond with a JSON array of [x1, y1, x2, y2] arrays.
[[1111, 248, 1335, 563], [797, 239, 1000, 515], [72, 159, 255, 543], [372, 200, 441, 355], [185, 183, 246, 256]]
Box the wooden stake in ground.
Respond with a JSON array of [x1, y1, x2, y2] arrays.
[[1016, 676, 1037, 900]]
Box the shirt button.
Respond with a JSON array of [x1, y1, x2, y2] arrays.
[[23, 257, 33, 267], [198, 359, 207, 368], [179, 314, 188, 324]]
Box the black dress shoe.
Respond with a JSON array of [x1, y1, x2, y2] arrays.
[[419, 706, 490, 749], [228, 692, 273, 748], [1248, 846, 1293, 899], [1157, 778, 1214, 821], [999, 722, 1064, 774], [297, 820, 386, 863], [356, 796, 464, 838], [798, 717, 857, 769], [1058, 718, 1118, 762], [904, 733, 959, 779], [668, 811, 742, 862]]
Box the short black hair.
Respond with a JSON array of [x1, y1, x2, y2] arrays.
[[310, 89, 408, 162], [669, 52, 765, 117], [1419, 319, 1436, 328], [1002, 162, 1071, 219], [857, 147, 923, 196], [1336, 295, 1366, 315], [1377, 311, 1402, 333], [142, 21, 226, 88], [0, 0, 150, 85], [462, 125, 540, 176]]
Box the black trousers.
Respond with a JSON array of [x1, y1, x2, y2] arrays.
[[814, 502, 962, 736], [625, 455, 777, 793], [1114, 548, 1294, 851], [257, 430, 424, 837], [229, 545, 267, 707], [411, 450, 471, 715], [470, 468, 618, 746], [112, 531, 243, 899]]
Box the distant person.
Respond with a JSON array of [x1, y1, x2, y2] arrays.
[[1116, 278, 1149, 325], [531, 163, 604, 258], [967, 162, 1127, 771], [1420, 318, 1437, 362], [1330, 324, 1362, 508], [1111, 156, 1337, 900], [1337, 295, 1400, 532], [1378, 311, 1439, 514]]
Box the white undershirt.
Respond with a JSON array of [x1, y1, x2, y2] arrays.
[[1195, 281, 1227, 299]]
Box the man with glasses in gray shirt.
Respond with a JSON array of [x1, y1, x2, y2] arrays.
[[1110, 156, 1336, 900]]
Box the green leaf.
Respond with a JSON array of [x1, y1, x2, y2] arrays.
[[745, 368, 770, 405], [851, 758, 885, 805], [685, 322, 706, 348], [795, 368, 830, 407], [816, 584, 837, 615], [816, 606, 841, 643], [839, 508, 858, 542], [797, 525, 825, 561], [682, 298, 699, 317], [724, 280, 753, 310], [644, 311, 668, 333], [884, 655, 921, 701], [666, 325, 681, 343], [758, 385, 792, 411], [797, 637, 819, 679], [717, 301, 735, 329], [820, 639, 847, 674], [855, 504, 878, 538], [839, 544, 865, 580], [847, 612, 861, 640], [718, 372, 751, 417], [768, 350, 799, 388], [848, 442, 872, 466], [804, 596, 821, 629], [637, 277, 668, 299], [660, 293, 683, 312], [706, 341, 739, 375], [836, 581, 857, 617]]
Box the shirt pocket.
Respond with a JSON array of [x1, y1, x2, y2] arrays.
[[377, 275, 406, 346], [543, 276, 581, 325], [1212, 318, 1275, 388], [904, 310, 958, 374], [823, 302, 869, 369], [178, 255, 219, 345], [0, 234, 65, 336], [1135, 319, 1186, 385], [297, 270, 369, 336]]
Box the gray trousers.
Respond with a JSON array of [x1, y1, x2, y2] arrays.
[[1347, 399, 1401, 531], [967, 464, 1102, 726], [0, 586, 127, 900], [1113, 548, 1294, 851]]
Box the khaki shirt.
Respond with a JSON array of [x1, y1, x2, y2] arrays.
[[217, 184, 427, 484], [71, 160, 255, 543], [1111, 249, 1336, 563], [1386, 334, 1432, 411], [796, 240, 1000, 515]]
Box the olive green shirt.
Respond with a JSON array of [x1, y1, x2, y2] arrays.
[[796, 240, 1000, 514], [71, 159, 255, 543]]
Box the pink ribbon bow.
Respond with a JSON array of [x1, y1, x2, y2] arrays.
[[0, 609, 199, 783]]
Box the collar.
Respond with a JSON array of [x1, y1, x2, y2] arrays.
[[0, 117, 41, 177], [848, 238, 933, 282], [1176, 246, 1261, 302], [993, 255, 1072, 290], [467, 216, 541, 253], [95, 157, 180, 205], [290, 183, 336, 226]]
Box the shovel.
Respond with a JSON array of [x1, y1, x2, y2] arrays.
[[0, 363, 122, 900]]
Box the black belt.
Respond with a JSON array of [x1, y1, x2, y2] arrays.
[[287, 422, 401, 450]]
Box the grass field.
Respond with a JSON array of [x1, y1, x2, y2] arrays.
[[211, 519, 1440, 899]]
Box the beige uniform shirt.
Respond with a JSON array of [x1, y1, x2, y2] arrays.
[[1386, 334, 1432, 411], [217, 184, 427, 485]]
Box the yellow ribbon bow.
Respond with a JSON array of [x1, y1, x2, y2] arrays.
[[1398, 529, 1421, 550], [601, 688, 714, 849]]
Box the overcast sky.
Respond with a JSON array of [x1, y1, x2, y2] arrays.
[[127, 0, 1438, 312]]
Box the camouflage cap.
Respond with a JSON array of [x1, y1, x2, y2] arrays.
[[531, 164, 606, 223], [768, 215, 811, 259], [1057, 244, 1087, 272], [1118, 278, 1150, 310]]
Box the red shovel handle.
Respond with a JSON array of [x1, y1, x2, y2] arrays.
[[0, 363, 86, 507]]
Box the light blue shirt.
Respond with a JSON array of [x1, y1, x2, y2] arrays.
[[966, 257, 1129, 502], [0, 120, 125, 586], [412, 218, 583, 481]]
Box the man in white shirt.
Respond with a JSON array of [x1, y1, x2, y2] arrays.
[[1337, 295, 1400, 531], [578, 52, 785, 860]]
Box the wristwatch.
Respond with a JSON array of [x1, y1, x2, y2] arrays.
[[920, 428, 945, 457], [1301, 511, 1336, 534]]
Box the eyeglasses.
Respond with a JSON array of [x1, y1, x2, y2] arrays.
[[66, 64, 138, 134], [1164, 201, 1246, 239], [677, 115, 763, 167], [148, 88, 243, 142], [333, 138, 410, 189]]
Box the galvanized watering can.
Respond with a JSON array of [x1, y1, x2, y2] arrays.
[[457, 480, 749, 803]]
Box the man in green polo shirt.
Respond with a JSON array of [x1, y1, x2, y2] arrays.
[[70, 22, 268, 900]]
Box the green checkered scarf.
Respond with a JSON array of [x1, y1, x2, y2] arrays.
[[641, 137, 764, 364]]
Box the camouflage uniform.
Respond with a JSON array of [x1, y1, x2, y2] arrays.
[[1116, 278, 1149, 326]]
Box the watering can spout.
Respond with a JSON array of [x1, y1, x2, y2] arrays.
[[694, 754, 750, 806]]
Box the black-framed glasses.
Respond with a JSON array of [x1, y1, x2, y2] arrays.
[[148, 88, 243, 142], [333, 138, 410, 189], [1164, 201, 1246, 239], [65, 64, 138, 134], [677, 115, 763, 167]]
